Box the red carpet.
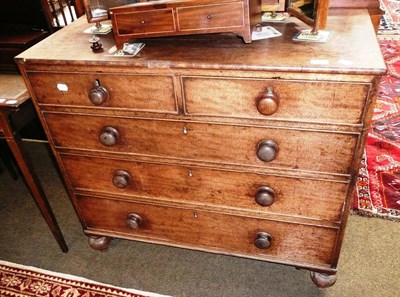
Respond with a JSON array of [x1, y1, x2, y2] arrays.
[[0, 260, 171, 297], [352, 38, 400, 221]]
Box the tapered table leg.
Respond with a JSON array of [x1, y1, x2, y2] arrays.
[[0, 111, 68, 252]]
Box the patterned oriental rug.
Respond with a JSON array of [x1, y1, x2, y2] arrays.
[[352, 38, 400, 221], [379, 0, 400, 35], [0, 260, 171, 297]]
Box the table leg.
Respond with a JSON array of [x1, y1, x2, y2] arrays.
[[0, 112, 68, 252]]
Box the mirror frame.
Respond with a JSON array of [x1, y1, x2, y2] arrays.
[[287, 0, 330, 33], [82, 0, 111, 23]]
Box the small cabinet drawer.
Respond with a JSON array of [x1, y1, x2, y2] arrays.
[[61, 154, 348, 221], [113, 8, 176, 36], [177, 2, 245, 31], [27, 72, 178, 113], [77, 195, 338, 267], [182, 76, 371, 125], [44, 112, 358, 174]]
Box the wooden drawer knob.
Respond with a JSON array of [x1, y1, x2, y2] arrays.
[[256, 140, 278, 162], [254, 232, 272, 249], [89, 80, 109, 105], [255, 186, 275, 207], [99, 126, 119, 146], [113, 170, 131, 188], [257, 86, 279, 116], [126, 213, 143, 230]]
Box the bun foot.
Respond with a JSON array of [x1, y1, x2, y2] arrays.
[[310, 271, 337, 288], [88, 236, 112, 251]]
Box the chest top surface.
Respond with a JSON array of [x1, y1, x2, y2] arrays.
[[16, 9, 385, 75]]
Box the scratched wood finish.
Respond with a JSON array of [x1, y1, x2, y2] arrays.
[[77, 194, 338, 267], [15, 11, 385, 73], [110, 0, 261, 47], [16, 9, 386, 285], [61, 153, 348, 222], [44, 112, 358, 174]]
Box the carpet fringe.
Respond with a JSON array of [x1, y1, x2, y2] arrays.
[[350, 209, 400, 222]]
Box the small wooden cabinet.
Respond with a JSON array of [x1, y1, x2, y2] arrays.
[[17, 9, 385, 288], [110, 0, 261, 47]]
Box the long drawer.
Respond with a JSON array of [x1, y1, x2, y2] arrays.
[[182, 76, 371, 125], [77, 195, 338, 267], [27, 72, 178, 113], [61, 153, 348, 222], [45, 112, 358, 174]]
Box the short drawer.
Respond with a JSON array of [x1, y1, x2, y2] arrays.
[[113, 8, 176, 35], [177, 2, 245, 31], [45, 112, 358, 174], [182, 76, 371, 125], [61, 154, 348, 221], [77, 195, 338, 266], [27, 72, 177, 113]]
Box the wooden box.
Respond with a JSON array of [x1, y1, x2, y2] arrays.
[[109, 0, 261, 48]]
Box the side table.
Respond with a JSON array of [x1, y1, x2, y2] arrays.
[[0, 74, 68, 252]]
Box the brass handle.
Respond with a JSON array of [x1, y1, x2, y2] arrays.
[[256, 140, 278, 162], [254, 232, 272, 249], [99, 126, 119, 146], [89, 80, 109, 105], [257, 86, 279, 116], [126, 213, 143, 230], [113, 170, 131, 188], [255, 186, 275, 207]]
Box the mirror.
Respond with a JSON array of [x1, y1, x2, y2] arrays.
[[287, 0, 330, 34], [82, 0, 138, 23]]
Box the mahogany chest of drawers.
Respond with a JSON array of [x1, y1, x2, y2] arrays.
[[16, 9, 385, 288]]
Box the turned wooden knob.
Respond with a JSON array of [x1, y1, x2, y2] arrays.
[[99, 126, 119, 146], [113, 170, 131, 188], [255, 186, 275, 207], [257, 86, 279, 115], [254, 232, 272, 249], [256, 140, 278, 162], [126, 213, 143, 230], [89, 80, 109, 105]]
